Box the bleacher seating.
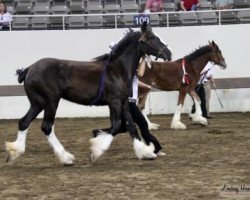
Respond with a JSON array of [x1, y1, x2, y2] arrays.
[[121, 0, 139, 13], [69, 0, 85, 14], [237, 10, 250, 23], [14, 0, 33, 14], [179, 12, 199, 26], [234, 0, 250, 8], [220, 11, 238, 24], [67, 15, 85, 29], [197, 1, 213, 10], [30, 16, 49, 29], [1, 0, 250, 30], [197, 11, 218, 25]]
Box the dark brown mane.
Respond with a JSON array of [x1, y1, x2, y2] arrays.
[[93, 29, 138, 62], [185, 45, 211, 62], [177, 45, 211, 63]]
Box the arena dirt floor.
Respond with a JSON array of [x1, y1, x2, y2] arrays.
[[0, 112, 250, 200]]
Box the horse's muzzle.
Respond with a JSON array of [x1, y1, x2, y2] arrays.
[[220, 60, 227, 69]]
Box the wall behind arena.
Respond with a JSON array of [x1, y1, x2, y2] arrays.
[[0, 24, 250, 119]]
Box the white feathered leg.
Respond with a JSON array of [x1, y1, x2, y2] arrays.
[[90, 131, 113, 163], [133, 139, 157, 160], [47, 126, 75, 165], [190, 99, 207, 125], [142, 109, 160, 130], [171, 104, 186, 129], [5, 129, 28, 162]]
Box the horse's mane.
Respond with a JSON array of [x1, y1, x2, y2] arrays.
[[93, 29, 138, 62], [179, 45, 211, 63]]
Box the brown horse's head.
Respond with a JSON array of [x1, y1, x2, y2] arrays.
[[208, 41, 227, 69], [139, 21, 172, 61]]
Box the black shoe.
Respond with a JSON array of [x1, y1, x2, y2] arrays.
[[92, 129, 101, 137], [206, 116, 213, 119]]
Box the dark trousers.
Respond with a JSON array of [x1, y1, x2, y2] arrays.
[[191, 84, 208, 118], [118, 102, 163, 154]]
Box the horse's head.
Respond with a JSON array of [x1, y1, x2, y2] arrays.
[[139, 21, 172, 61], [208, 41, 227, 69]]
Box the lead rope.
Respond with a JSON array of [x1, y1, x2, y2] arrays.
[[90, 53, 112, 106]]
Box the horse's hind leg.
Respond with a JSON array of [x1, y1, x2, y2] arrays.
[[42, 102, 75, 166], [6, 103, 42, 162], [188, 90, 207, 126]]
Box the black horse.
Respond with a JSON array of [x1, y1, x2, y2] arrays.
[[5, 22, 172, 165]]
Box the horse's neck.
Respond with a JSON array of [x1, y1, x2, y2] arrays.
[[118, 46, 141, 81], [190, 54, 210, 74]]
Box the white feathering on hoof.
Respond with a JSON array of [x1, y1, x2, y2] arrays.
[[171, 104, 186, 129], [190, 99, 208, 126], [5, 130, 28, 162], [133, 139, 157, 160], [90, 132, 113, 163], [5, 142, 24, 162], [55, 150, 75, 166], [171, 120, 187, 129], [47, 126, 75, 165]]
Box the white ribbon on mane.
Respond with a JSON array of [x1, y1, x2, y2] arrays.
[[182, 59, 188, 83], [145, 55, 152, 69]]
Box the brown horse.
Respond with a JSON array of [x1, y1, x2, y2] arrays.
[[138, 41, 227, 130], [5, 22, 172, 165]]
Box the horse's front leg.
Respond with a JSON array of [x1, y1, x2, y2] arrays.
[[122, 101, 157, 160], [89, 100, 123, 163], [171, 90, 187, 129], [189, 90, 207, 126]]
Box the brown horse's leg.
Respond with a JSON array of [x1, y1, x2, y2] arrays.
[[171, 90, 187, 129], [189, 90, 207, 125], [138, 92, 160, 130]]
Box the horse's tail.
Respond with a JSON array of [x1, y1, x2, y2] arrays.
[[16, 67, 30, 84]]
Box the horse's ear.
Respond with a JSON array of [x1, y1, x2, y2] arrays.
[[208, 40, 211, 45], [212, 40, 216, 46], [141, 21, 148, 32]]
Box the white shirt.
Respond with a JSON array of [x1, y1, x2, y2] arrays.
[[198, 62, 214, 84], [129, 76, 138, 101], [0, 12, 12, 25]]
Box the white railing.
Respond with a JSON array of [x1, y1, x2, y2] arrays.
[[4, 8, 250, 31]]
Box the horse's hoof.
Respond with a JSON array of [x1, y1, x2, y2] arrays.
[[199, 118, 208, 126], [6, 154, 12, 163], [148, 123, 160, 130], [134, 140, 157, 160], [171, 121, 187, 129], [5, 141, 24, 162], [157, 151, 166, 157], [63, 163, 74, 167], [90, 153, 98, 164]]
